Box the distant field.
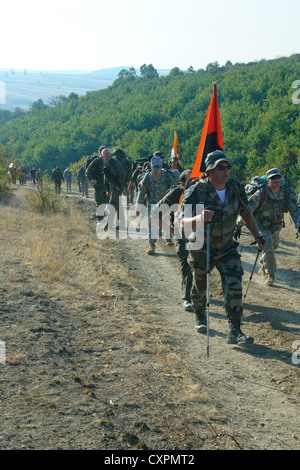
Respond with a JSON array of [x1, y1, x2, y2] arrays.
[[0, 69, 115, 110]]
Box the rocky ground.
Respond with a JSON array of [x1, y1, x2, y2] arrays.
[[0, 184, 299, 452]]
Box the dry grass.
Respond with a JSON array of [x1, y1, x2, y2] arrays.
[[0, 187, 135, 304], [0, 187, 245, 450]]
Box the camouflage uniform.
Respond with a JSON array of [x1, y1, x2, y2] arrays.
[[30, 167, 36, 185], [153, 183, 193, 306], [180, 176, 250, 321], [86, 153, 98, 169], [129, 166, 144, 203], [103, 157, 126, 215], [36, 169, 43, 190], [51, 167, 64, 194], [111, 149, 133, 203], [86, 156, 108, 206], [136, 158, 175, 245], [248, 171, 300, 280], [77, 164, 89, 197], [63, 168, 73, 191]]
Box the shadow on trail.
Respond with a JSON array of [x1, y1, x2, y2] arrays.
[[243, 302, 300, 334], [229, 343, 294, 366], [205, 299, 299, 365], [152, 251, 177, 259]]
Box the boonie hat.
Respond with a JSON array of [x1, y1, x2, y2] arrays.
[[151, 156, 162, 170], [205, 150, 232, 171], [266, 168, 282, 179]]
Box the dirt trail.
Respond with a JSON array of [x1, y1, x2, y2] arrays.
[[0, 188, 299, 450], [116, 219, 300, 450]]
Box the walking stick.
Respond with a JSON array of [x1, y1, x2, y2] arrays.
[[243, 248, 260, 303], [206, 223, 210, 358]]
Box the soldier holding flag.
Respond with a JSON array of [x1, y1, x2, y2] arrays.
[[180, 151, 265, 345]]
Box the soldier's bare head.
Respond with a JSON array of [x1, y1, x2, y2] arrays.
[[101, 148, 111, 162]]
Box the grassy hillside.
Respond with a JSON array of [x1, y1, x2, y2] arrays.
[[0, 56, 299, 188]]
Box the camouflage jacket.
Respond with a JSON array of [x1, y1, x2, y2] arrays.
[[63, 169, 73, 180], [51, 168, 63, 183], [179, 177, 250, 250], [154, 183, 184, 208], [86, 157, 105, 189], [77, 166, 88, 182], [248, 184, 300, 226], [103, 157, 126, 190], [136, 169, 176, 205]]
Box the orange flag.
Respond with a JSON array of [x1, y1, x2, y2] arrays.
[[171, 131, 181, 163], [190, 83, 223, 178]]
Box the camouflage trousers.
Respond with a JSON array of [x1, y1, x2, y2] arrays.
[[54, 182, 61, 194], [66, 179, 72, 191], [108, 187, 124, 226], [174, 239, 193, 302], [188, 241, 243, 319], [94, 188, 108, 207], [80, 179, 89, 197], [257, 221, 281, 276]]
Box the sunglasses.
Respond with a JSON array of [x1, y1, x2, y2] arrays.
[[216, 164, 231, 171], [269, 175, 281, 180]]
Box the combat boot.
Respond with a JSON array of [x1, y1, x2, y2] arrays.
[[147, 242, 155, 255], [258, 265, 267, 278], [183, 301, 194, 312], [195, 311, 207, 333], [226, 318, 254, 345], [265, 274, 274, 286]]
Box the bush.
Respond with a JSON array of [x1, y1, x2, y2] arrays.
[[0, 156, 12, 201], [0, 175, 11, 200], [26, 186, 61, 213]]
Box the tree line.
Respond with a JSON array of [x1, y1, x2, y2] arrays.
[[0, 55, 299, 192]]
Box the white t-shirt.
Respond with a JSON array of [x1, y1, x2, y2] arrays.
[[216, 188, 226, 204]]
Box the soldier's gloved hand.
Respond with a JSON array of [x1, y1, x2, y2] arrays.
[[234, 228, 241, 240]]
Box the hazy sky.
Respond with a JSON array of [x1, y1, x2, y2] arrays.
[[1, 0, 299, 71]]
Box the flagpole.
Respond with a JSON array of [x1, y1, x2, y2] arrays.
[[213, 82, 218, 129]]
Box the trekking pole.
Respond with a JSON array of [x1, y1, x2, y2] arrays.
[[206, 223, 210, 358], [243, 248, 260, 304]]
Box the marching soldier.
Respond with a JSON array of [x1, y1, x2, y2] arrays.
[[248, 168, 300, 286]]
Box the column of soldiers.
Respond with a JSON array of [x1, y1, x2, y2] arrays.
[[85, 146, 299, 348], [8, 147, 299, 348]]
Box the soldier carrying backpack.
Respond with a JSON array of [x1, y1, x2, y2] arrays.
[[245, 168, 300, 286]]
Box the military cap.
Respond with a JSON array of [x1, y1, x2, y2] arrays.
[[205, 150, 232, 171], [151, 156, 162, 170], [266, 168, 282, 179]]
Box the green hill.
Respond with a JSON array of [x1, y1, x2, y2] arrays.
[[0, 57, 299, 189]]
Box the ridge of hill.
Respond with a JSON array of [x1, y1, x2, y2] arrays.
[[0, 67, 171, 111], [0, 68, 122, 111]]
